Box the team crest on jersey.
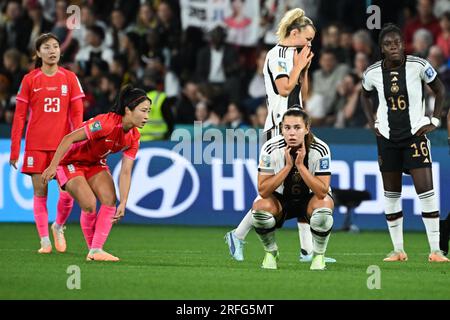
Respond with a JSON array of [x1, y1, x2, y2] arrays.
[[425, 67, 435, 79], [89, 121, 102, 133], [67, 164, 75, 173], [391, 83, 399, 93], [277, 61, 287, 73], [61, 85, 68, 96], [27, 156, 34, 167], [319, 158, 330, 170]]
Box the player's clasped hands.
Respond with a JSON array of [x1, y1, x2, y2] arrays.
[[41, 166, 57, 184], [294, 45, 314, 71]]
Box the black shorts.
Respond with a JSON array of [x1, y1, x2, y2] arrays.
[[272, 192, 334, 228], [376, 135, 432, 173]]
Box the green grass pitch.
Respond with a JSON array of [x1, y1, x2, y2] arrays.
[[0, 223, 449, 300]]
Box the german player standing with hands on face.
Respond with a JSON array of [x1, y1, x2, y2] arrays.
[[361, 24, 448, 262], [42, 85, 151, 261], [10, 33, 84, 254]]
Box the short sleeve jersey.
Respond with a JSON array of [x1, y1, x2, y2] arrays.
[[263, 45, 303, 132], [60, 112, 140, 166], [258, 135, 332, 195], [362, 55, 437, 141]]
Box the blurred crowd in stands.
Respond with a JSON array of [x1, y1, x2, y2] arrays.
[[0, 0, 449, 139]]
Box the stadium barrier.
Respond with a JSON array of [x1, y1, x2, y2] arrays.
[[1, 128, 449, 231]]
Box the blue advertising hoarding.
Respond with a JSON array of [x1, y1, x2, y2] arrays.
[[1, 139, 449, 230]]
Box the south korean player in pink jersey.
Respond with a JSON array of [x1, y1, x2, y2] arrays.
[[42, 85, 151, 261], [10, 33, 84, 254]]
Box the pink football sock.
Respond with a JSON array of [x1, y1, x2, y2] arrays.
[[80, 210, 97, 249], [33, 196, 49, 238], [56, 191, 74, 226], [91, 205, 116, 250]]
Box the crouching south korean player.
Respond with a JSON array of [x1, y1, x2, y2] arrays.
[[253, 107, 334, 270], [41, 85, 151, 261]]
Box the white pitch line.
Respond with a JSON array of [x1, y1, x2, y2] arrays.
[[0, 248, 36, 252], [321, 252, 431, 256]]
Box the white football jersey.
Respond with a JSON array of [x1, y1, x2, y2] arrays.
[[258, 135, 332, 195], [362, 55, 437, 141], [263, 44, 303, 133]]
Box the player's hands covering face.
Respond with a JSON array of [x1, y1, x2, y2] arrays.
[[295, 141, 306, 168]]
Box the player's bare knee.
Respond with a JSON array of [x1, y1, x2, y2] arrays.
[[307, 195, 334, 216], [33, 189, 48, 197], [31, 177, 47, 197], [80, 198, 97, 214], [252, 199, 277, 215], [81, 204, 96, 214], [100, 195, 117, 207]]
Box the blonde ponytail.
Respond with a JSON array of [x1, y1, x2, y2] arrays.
[[276, 8, 315, 42]]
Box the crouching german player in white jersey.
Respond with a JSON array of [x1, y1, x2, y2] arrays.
[[225, 8, 336, 264], [252, 108, 334, 270]]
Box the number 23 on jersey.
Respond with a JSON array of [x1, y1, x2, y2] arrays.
[[44, 97, 60, 112]]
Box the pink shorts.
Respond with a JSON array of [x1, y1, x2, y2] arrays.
[[56, 163, 109, 189]]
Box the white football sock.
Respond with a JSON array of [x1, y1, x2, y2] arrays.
[[310, 208, 333, 255], [422, 216, 440, 252], [386, 217, 404, 251], [418, 190, 440, 252], [234, 209, 253, 240], [298, 222, 313, 255], [384, 191, 404, 251]]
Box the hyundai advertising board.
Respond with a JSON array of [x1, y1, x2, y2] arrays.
[[1, 139, 449, 230]]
